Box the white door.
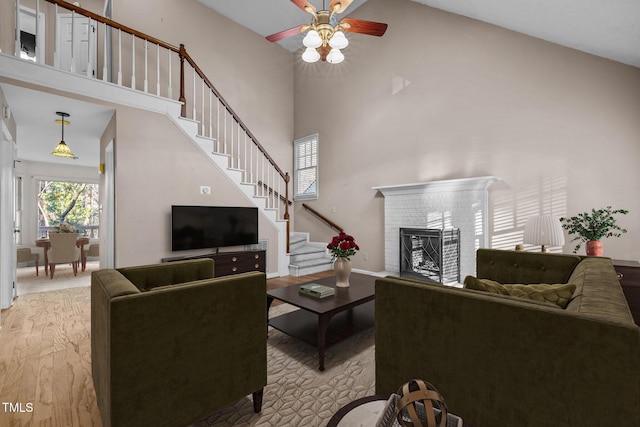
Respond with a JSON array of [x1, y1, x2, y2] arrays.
[[57, 14, 97, 77], [0, 129, 17, 314]]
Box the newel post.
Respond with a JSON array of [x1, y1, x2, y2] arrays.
[[285, 172, 290, 254], [179, 44, 186, 117]]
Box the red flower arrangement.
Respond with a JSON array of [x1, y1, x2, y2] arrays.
[[327, 232, 360, 261]]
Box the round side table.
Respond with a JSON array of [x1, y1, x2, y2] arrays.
[[327, 395, 473, 427], [326, 395, 390, 427]]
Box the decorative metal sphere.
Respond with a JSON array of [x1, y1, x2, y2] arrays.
[[396, 379, 448, 427]]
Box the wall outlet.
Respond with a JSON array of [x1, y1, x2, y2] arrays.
[[331, 206, 336, 213], [200, 186, 211, 195], [363, 252, 368, 261]]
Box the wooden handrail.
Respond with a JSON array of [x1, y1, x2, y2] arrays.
[[302, 203, 344, 233], [182, 50, 288, 180]]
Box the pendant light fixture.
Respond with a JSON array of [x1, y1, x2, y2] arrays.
[[52, 111, 76, 159]]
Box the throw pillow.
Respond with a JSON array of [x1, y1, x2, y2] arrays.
[[463, 276, 577, 308]]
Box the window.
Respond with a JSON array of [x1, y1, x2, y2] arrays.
[[37, 180, 100, 239], [294, 134, 318, 201]]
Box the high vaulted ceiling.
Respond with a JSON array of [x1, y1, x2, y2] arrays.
[[198, 0, 640, 68]]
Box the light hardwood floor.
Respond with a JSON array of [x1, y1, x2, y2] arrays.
[[0, 270, 334, 426]]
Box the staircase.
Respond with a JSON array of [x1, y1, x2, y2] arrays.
[[3, 0, 330, 277], [288, 232, 333, 276]]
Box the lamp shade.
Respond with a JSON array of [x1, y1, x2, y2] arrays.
[[329, 31, 349, 49], [302, 47, 320, 63], [326, 48, 344, 64], [523, 215, 565, 252], [302, 30, 322, 49], [52, 141, 75, 158]]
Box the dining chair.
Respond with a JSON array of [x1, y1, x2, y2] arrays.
[[16, 247, 40, 276], [48, 232, 81, 279]]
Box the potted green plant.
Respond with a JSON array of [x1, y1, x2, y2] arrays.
[[559, 206, 628, 255]]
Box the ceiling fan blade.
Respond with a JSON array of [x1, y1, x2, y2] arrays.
[[266, 25, 308, 42], [290, 0, 316, 15], [340, 18, 388, 37], [330, 0, 353, 14]]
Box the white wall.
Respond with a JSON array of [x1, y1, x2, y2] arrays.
[[293, 0, 640, 271]]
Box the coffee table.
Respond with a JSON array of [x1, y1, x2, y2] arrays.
[[266, 273, 375, 371]]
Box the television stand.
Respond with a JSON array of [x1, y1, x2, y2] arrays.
[[161, 250, 266, 277]]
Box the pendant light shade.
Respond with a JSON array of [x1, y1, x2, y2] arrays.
[[52, 140, 75, 158], [52, 112, 76, 159]]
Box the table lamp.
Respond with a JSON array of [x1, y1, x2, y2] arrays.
[[523, 215, 565, 253]]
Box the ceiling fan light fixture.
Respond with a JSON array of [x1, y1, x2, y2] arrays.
[[326, 48, 344, 64], [302, 47, 321, 63], [329, 30, 349, 49], [303, 30, 322, 48]]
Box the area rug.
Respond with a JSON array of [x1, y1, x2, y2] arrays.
[[193, 303, 376, 426]]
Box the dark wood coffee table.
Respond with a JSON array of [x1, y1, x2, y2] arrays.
[[266, 273, 375, 371]]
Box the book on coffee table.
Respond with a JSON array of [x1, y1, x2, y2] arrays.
[[299, 283, 335, 298]]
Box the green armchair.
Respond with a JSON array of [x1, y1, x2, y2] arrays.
[[91, 259, 267, 427]]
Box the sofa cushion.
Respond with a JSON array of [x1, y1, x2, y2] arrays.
[[464, 276, 576, 308]]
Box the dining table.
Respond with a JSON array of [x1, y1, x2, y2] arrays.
[[36, 236, 90, 276]]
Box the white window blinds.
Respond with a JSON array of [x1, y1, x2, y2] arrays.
[[294, 134, 318, 200]]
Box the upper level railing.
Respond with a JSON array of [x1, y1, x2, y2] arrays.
[[12, 0, 291, 252]]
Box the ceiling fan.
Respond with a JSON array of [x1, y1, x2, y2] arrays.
[[266, 0, 388, 64]]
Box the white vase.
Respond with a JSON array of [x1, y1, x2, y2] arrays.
[[334, 257, 351, 288]]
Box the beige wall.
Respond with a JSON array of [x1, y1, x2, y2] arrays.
[[294, 0, 640, 271], [111, 0, 294, 175], [111, 106, 280, 272]]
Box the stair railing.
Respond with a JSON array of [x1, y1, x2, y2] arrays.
[[16, 0, 291, 252], [302, 203, 344, 233]]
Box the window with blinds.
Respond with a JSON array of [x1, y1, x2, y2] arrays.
[[294, 134, 318, 200]]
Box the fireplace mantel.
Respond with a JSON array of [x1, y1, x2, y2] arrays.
[[373, 176, 500, 280], [372, 176, 500, 196]]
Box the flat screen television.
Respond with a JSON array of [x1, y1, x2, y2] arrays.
[[171, 205, 258, 251]]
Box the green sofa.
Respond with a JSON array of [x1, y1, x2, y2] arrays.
[[91, 259, 267, 427], [375, 249, 640, 426]]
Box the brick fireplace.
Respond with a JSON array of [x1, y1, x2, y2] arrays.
[[374, 176, 499, 282]]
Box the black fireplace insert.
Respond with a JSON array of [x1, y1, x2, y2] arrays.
[[399, 228, 461, 284]]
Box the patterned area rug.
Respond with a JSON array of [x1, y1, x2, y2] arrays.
[[193, 304, 376, 427]]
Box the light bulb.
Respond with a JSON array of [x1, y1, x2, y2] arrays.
[[303, 30, 322, 49], [329, 31, 349, 49], [302, 47, 320, 63], [326, 48, 344, 64]]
